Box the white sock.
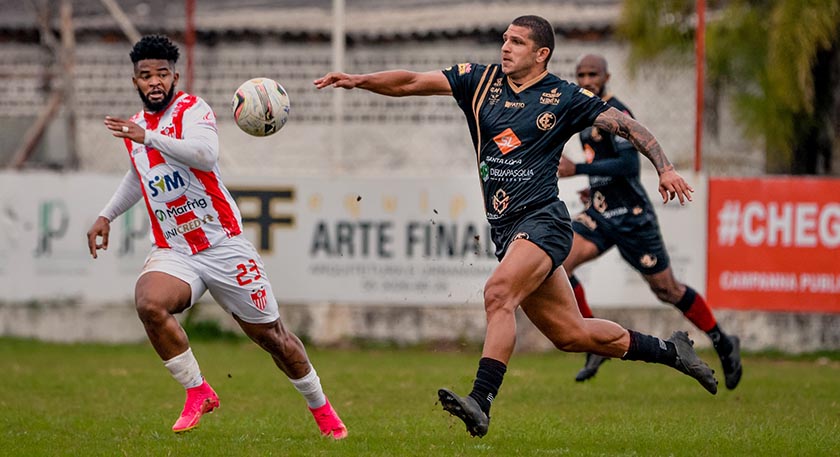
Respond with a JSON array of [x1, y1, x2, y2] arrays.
[[289, 366, 326, 409], [163, 348, 204, 389]]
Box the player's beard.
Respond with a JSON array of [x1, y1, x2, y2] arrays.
[[138, 85, 176, 113]]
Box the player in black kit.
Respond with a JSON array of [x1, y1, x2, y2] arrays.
[[558, 54, 742, 390], [315, 16, 717, 438]]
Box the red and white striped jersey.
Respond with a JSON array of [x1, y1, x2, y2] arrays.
[[124, 91, 242, 255]]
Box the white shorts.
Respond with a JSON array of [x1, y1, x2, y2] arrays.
[[140, 235, 280, 324]]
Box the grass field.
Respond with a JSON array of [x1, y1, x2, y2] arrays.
[[1, 337, 838, 456]]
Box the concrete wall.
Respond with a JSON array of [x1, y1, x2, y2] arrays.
[[3, 299, 838, 354]]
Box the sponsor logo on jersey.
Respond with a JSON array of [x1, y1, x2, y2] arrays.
[[492, 189, 510, 214], [536, 112, 557, 131], [163, 214, 214, 240], [579, 87, 596, 98], [633, 206, 644, 215], [488, 168, 535, 181], [154, 198, 208, 221], [457, 63, 472, 75], [488, 79, 503, 105], [583, 144, 596, 163], [250, 285, 268, 310], [640, 254, 658, 268], [479, 161, 490, 182], [540, 88, 562, 105], [485, 156, 522, 165], [602, 207, 628, 218], [145, 164, 190, 202], [513, 232, 529, 241], [504, 100, 525, 109], [493, 128, 522, 155]]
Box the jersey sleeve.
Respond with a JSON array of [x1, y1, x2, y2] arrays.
[[144, 98, 219, 171], [99, 169, 143, 221], [565, 85, 610, 133], [575, 150, 640, 177], [442, 63, 486, 106]]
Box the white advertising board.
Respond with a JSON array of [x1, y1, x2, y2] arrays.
[[0, 171, 706, 308]]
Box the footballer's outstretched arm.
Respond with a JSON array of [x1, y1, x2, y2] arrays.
[[314, 70, 451, 97], [593, 107, 694, 204]]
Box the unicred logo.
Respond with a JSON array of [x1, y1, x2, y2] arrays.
[[145, 164, 190, 202]]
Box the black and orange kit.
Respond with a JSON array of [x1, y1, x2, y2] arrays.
[[572, 95, 670, 275], [442, 63, 609, 270]]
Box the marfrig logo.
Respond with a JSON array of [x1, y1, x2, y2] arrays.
[[145, 164, 190, 202]]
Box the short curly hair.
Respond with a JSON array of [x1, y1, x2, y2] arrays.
[[130, 35, 180, 64]]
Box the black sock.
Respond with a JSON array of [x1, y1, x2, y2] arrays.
[[707, 324, 733, 357], [621, 330, 678, 367], [468, 357, 507, 415]]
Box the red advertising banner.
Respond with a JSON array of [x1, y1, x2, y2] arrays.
[[707, 177, 840, 312]]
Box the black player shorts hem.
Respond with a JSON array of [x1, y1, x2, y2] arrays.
[[491, 199, 573, 275], [572, 212, 670, 276]]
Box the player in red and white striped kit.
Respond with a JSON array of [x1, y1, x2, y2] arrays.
[[86, 35, 347, 438]]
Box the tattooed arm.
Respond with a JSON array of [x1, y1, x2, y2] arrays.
[[593, 107, 694, 204]]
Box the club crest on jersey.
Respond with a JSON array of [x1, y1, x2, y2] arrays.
[[160, 124, 176, 138], [145, 164, 190, 202], [536, 112, 557, 131], [492, 189, 510, 214], [493, 128, 522, 155], [250, 285, 268, 310], [593, 191, 607, 213]]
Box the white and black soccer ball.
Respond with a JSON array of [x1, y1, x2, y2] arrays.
[[231, 77, 291, 137]]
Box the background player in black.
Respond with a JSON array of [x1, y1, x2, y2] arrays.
[[558, 54, 742, 389], [315, 16, 717, 438]]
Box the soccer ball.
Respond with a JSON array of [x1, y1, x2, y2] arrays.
[[231, 77, 291, 137]]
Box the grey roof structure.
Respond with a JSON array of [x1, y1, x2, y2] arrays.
[[1, 0, 621, 40]]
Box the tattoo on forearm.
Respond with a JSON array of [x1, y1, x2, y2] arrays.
[[594, 108, 673, 174]]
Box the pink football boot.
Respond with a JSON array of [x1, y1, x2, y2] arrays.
[[171, 379, 220, 433], [309, 397, 348, 440]]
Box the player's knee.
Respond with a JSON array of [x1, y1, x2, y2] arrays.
[[134, 295, 169, 323], [483, 279, 516, 316]]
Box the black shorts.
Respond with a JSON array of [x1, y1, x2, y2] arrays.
[[572, 210, 670, 275], [491, 200, 573, 274]]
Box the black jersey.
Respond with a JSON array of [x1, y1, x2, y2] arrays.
[[443, 63, 608, 226], [577, 95, 656, 226]]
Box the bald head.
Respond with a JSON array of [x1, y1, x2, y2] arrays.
[[575, 54, 610, 97], [576, 54, 608, 73]]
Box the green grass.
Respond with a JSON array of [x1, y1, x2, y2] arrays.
[[1, 338, 838, 456]]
